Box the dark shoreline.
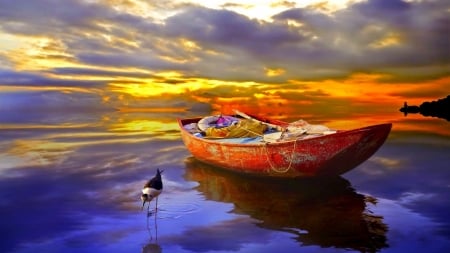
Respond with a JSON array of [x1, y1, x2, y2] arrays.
[[400, 95, 450, 121]]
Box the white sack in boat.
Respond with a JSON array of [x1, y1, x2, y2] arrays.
[[304, 124, 332, 134], [287, 119, 336, 136], [263, 132, 283, 143]]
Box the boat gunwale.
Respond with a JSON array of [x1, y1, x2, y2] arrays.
[[177, 117, 392, 147]]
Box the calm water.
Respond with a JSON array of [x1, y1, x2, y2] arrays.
[[0, 108, 449, 253]]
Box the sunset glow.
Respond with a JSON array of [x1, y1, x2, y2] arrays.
[[0, 0, 448, 120]]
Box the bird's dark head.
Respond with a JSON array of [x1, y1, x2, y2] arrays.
[[141, 194, 149, 209]]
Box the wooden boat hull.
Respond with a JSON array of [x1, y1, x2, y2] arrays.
[[178, 117, 392, 178]]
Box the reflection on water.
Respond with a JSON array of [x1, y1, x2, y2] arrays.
[[184, 158, 388, 252], [146, 212, 159, 242], [142, 243, 162, 253]]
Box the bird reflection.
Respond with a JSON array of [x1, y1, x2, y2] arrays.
[[184, 157, 388, 253], [146, 211, 159, 241], [142, 242, 162, 253]]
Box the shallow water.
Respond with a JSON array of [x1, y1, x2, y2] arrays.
[[0, 109, 449, 253]]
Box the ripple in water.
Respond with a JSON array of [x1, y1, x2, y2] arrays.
[[146, 202, 201, 219]]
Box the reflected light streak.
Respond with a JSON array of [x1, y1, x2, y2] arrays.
[[108, 119, 180, 140], [8, 139, 75, 166], [4, 136, 156, 169], [392, 119, 450, 137], [1, 117, 184, 170], [371, 157, 403, 169], [0, 123, 96, 130]]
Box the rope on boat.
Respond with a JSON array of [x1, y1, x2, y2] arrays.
[[263, 139, 297, 174], [236, 125, 297, 174]]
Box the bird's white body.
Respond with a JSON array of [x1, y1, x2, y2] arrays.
[[142, 187, 162, 201]]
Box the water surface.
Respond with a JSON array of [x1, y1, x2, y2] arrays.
[[0, 108, 449, 253]]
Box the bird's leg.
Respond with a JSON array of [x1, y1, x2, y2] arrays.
[[154, 197, 159, 222]]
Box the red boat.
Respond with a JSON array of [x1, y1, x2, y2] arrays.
[[178, 113, 392, 178]]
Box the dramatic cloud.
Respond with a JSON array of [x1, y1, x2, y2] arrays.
[[0, 0, 448, 110]]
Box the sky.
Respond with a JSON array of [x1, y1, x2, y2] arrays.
[[0, 0, 449, 114]]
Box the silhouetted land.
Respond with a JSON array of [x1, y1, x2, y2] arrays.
[[400, 95, 450, 121]]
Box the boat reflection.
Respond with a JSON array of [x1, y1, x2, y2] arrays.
[[184, 158, 388, 252]]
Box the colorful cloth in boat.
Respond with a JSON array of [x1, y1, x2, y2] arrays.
[[205, 119, 267, 138], [198, 115, 240, 131]]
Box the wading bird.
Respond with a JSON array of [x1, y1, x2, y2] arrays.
[[141, 168, 163, 213]]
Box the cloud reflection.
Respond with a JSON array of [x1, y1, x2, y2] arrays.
[[165, 217, 272, 252], [344, 131, 450, 239]]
